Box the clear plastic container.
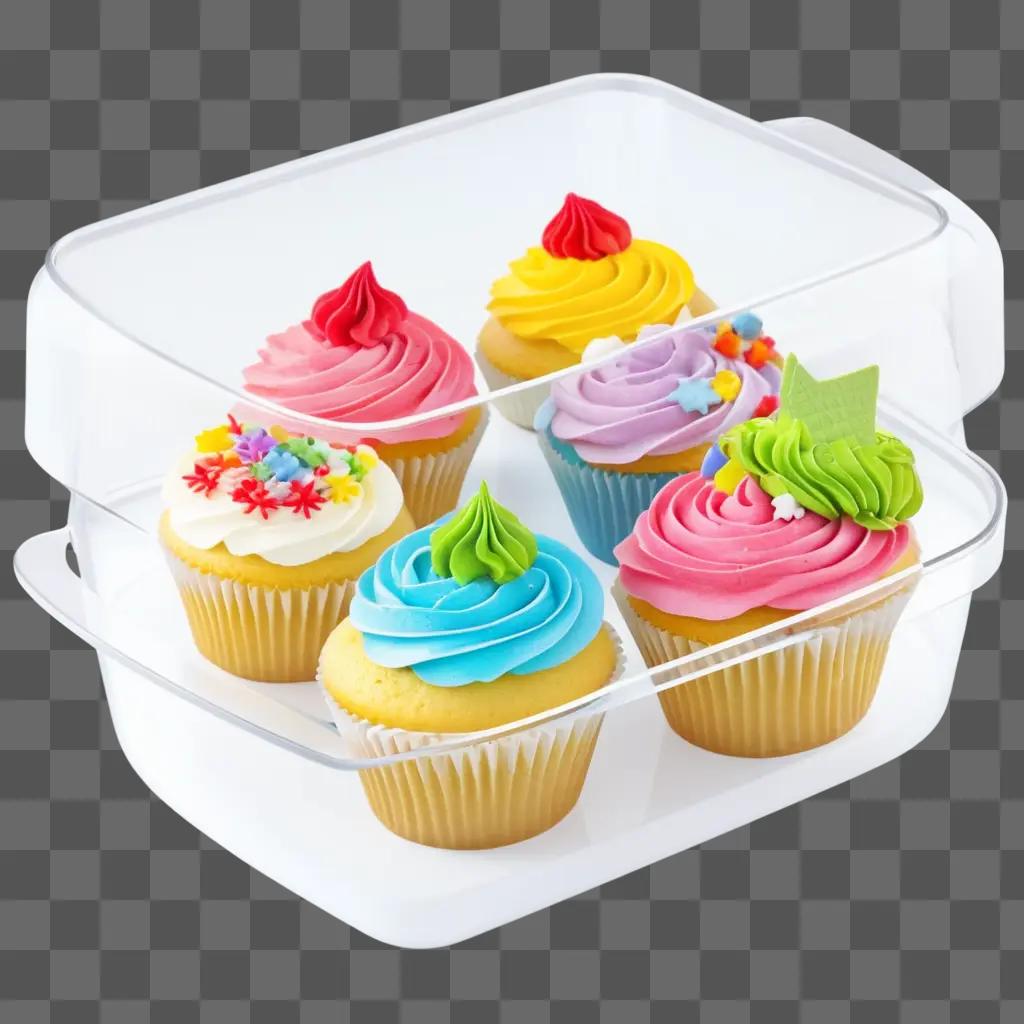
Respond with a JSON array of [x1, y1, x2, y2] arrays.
[[16, 76, 1005, 946]]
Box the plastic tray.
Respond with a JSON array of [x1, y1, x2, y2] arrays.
[[16, 76, 1007, 945]]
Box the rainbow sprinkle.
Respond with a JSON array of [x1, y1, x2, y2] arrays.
[[183, 418, 378, 518], [712, 312, 783, 369]]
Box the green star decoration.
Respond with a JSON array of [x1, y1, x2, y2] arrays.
[[779, 354, 879, 446]]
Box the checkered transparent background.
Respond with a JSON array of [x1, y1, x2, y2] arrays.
[[1, 1, 1022, 1020]]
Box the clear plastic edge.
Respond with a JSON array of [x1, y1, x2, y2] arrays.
[[39, 74, 950, 439], [14, 397, 1006, 772]]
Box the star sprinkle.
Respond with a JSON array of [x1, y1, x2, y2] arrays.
[[282, 478, 327, 518], [262, 448, 307, 482], [670, 377, 723, 415], [700, 444, 729, 479], [325, 474, 363, 504], [711, 312, 783, 369], [712, 328, 743, 358], [744, 338, 774, 369], [183, 461, 222, 496], [753, 394, 780, 418], [183, 417, 383, 521], [711, 370, 741, 402], [713, 458, 746, 495], [772, 493, 806, 521], [732, 312, 763, 340], [284, 436, 331, 468], [354, 444, 379, 472], [195, 425, 234, 453], [234, 428, 277, 464], [231, 478, 280, 519], [205, 451, 241, 471]]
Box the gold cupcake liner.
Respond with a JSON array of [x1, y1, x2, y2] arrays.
[[616, 583, 915, 758], [384, 406, 489, 526], [165, 556, 355, 683], [476, 353, 548, 431], [319, 630, 625, 849]]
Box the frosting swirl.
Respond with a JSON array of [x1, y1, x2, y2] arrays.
[[430, 481, 538, 585], [720, 417, 923, 530], [542, 193, 631, 259], [349, 520, 605, 686], [310, 261, 408, 347], [547, 328, 781, 464], [615, 473, 912, 619], [487, 240, 695, 355], [244, 264, 478, 444]]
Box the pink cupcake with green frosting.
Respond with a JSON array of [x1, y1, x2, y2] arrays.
[[613, 354, 924, 758], [244, 262, 486, 526], [535, 312, 782, 564]]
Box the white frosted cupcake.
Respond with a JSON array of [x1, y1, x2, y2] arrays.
[[160, 415, 415, 682]]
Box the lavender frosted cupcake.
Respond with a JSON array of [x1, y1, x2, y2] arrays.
[[535, 313, 783, 564]]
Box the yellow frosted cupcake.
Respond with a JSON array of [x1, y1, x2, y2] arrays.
[[614, 356, 924, 757], [160, 415, 414, 682], [478, 193, 716, 428], [319, 482, 623, 849]]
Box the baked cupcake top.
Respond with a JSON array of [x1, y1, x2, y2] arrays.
[[243, 262, 478, 444], [163, 416, 405, 566], [615, 356, 923, 619], [537, 313, 783, 465], [348, 482, 606, 686], [487, 194, 698, 356]]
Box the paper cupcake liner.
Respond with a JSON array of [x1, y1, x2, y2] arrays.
[[318, 627, 626, 850], [538, 428, 677, 565], [165, 555, 356, 683], [476, 352, 549, 431], [615, 581, 916, 758], [383, 406, 489, 526]]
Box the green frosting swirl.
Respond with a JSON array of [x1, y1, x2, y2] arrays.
[[720, 416, 924, 530], [430, 482, 538, 585]]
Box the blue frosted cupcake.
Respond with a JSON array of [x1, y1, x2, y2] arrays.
[[318, 482, 624, 849]]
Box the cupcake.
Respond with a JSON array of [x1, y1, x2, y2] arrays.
[[160, 415, 415, 682], [478, 193, 716, 429], [319, 482, 623, 849], [243, 261, 486, 527], [536, 312, 783, 564], [614, 355, 924, 757]]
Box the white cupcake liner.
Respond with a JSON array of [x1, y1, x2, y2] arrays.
[[476, 352, 549, 431], [165, 554, 356, 683], [318, 627, 626, 849], [614, 578, 916, 757], [383, 405, 489, 526]]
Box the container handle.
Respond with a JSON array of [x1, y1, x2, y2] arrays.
[[765, 116, 1004, 419], [12, 527, 366, 770]]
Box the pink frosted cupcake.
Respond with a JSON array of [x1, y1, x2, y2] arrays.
[[614, 356, 924, 757], [244, 262, 486, 525]]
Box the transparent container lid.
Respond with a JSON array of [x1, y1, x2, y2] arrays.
[[25, 75, 1003, 509], [47, 76, 944, 388]]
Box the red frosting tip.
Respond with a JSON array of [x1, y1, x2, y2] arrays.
[[541, 193, 632, 260], [310, 261, 408, 348]]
